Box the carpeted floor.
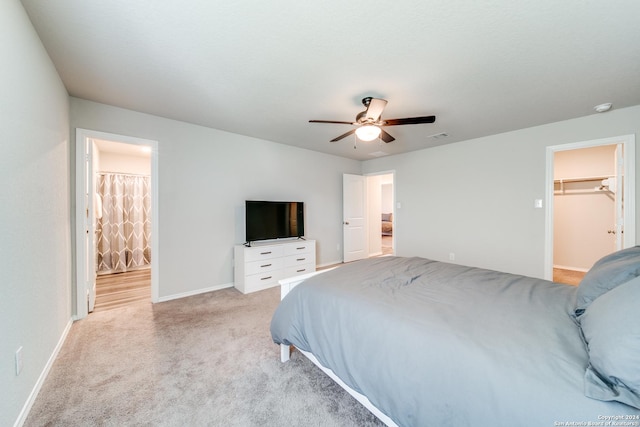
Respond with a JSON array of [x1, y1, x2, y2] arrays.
[[25, 287, 384, 427]]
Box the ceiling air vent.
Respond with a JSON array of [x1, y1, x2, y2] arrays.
[[427, 132, 449, 139], [369, 151, 389, 157]]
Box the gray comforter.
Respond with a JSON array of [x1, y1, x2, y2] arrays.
[[271, 256, 640, 427]]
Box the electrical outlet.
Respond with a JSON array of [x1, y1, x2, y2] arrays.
[[337, 244, 340, 251], [449, 252, 455, 261], [15, 346, 23, 376]]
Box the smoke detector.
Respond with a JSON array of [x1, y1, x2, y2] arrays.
[[594, 103, 612, 113]]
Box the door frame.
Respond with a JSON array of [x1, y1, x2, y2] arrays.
[[75, 128, 160, 319], [544, 134, 636, 280]]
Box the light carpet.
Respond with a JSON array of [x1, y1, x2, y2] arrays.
[[25, 286, 384, 426]]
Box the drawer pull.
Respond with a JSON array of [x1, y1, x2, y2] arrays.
[[296, 247, 305, 250], [261, 276, 273, 281], [296, 269, 306, 273], [260, 251, 272, 255], [296, 258, 305, 261], [261, 263, 272, 268]]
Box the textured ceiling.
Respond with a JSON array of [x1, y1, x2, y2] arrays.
[[20, 0, 640, 160]]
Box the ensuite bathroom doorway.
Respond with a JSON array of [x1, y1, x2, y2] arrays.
[[92, 139, 152, 312], [75, 129, 159, 319]]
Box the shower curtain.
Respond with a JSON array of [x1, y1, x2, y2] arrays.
[[96, 173, 151, 274]]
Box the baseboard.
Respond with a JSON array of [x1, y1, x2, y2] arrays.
[[157, 282, 234, 303], [317, 260, 343, 269], [14, 318, 73, 427]]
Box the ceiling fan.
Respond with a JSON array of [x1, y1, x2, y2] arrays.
[[309, 97, 436, 143]]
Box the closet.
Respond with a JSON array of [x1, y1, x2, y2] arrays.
[[553, 145, 618, 275]]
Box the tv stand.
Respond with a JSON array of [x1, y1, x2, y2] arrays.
[[234, 239, 316, 294]]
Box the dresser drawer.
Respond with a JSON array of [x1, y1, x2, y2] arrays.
[[283, 264, 315, 278], [245, 257, 283, 276], [244, 270, 284, 291], [244, 245, 284, 262], [283, 242, 313, 256], [283, 253, 313, 268]]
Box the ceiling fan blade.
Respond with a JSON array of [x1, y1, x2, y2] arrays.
[[383, 116, 436, 126], [309, 120, 355, 125], [330, 129, 356, 142], [365, 98, 388, 121], [380, 129, 395, 143]]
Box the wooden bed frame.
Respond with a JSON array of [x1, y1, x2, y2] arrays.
[[278, 270, 399, 427]]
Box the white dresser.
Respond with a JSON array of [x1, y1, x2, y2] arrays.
[[234, 239, 316, 294]]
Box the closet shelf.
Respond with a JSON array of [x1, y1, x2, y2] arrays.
[[554, 175, 613, 184], [554, 175, 616, 195]]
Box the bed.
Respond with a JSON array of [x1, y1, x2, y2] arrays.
[[270, 249, 640, 427]]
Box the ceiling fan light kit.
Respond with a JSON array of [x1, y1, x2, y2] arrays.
[[309, 97, 436, 147], [355, 125, 381, 141]]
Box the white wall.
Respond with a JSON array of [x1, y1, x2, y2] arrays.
[[0, 1, 71, 426], [98, 150, 151, 175], [70, 98, 361, 300], [363, 105, 640, 279], [381, 183, 393, 214]]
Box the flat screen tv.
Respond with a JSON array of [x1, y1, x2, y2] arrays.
[[245, 200, 304, 244]]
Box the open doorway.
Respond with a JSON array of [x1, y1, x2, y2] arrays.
[[364, 172, 395, 258], [545, 134, 636, 284], [93, 139, 152, 311], [75, 129, 159, 319], [553, 145, 617, 285]]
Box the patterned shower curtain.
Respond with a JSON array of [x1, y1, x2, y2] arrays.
[[96, 173, 151, 274]]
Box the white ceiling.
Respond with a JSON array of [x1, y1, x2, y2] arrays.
[[20, 0, 640, 161]]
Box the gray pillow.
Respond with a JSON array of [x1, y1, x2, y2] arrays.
[[580, 275, 640, 409], [575, 246, 640, 316]]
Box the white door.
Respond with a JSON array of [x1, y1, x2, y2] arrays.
[[614, 143, 624, 250], [343, 174, 367, 263], [81, 138, 97, 312]]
